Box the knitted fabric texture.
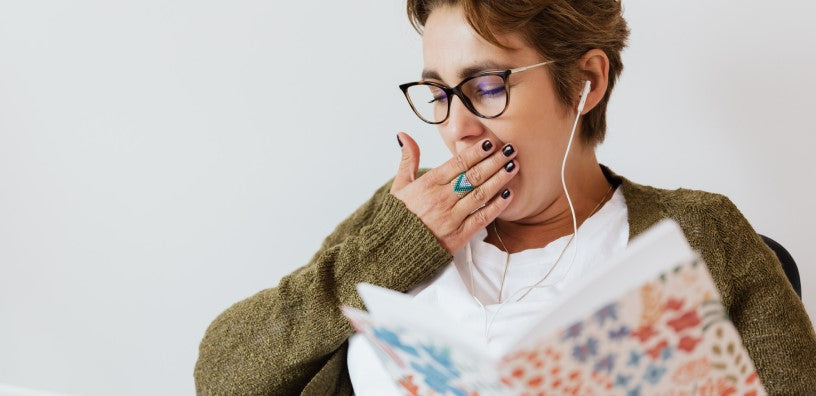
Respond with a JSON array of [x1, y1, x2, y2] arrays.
[[194, 164, 816, 395]]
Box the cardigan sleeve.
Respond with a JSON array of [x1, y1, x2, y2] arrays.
[[193, 174, 453, 395], [714, 195, 816, 393]]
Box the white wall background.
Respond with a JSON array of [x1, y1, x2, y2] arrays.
[[0, 0, 813, 394]]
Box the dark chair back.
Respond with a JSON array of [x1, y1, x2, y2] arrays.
[[758, 234, 801, 299]]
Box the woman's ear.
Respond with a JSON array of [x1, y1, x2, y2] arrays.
[[577, 49, 610, 115]]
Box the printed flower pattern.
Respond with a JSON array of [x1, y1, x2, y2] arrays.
[[677, 335, 702, 353], [343, 256, 766, 395], [572, 337, 599, 362], [667, 310, 701, 333], [496, 259, 765, 395], [372, 327, 418, 356], [595, 303, 619, 326], [409, 361, 467, 396], [630, 324, 657, 343]]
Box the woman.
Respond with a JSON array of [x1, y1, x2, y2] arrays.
[[194, 0, 816, 394]]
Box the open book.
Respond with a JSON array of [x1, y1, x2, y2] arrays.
[[341, 219, 766, 395]]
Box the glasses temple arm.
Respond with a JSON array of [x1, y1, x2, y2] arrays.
[[509, 60, 556, 74]]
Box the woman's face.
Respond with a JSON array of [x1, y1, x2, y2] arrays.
[[422, 5, 587, 222]]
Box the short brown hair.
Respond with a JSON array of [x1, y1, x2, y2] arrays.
[[407, 0, 630, 148]]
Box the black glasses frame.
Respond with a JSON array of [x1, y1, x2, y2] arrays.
[[398, 70, 511, 125], [398, 60, 556, 124]]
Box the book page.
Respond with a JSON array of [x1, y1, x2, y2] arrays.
[[510, 218, 696, 351], [342, 285, 501, 395]]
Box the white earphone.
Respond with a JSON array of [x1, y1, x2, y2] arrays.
[[577, 80, 592, 114], [468, 80, 593, 340]]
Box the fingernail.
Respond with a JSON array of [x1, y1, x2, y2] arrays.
[[502, 144, 515, 157], [501, 188, 511, 199], [397, 134, 403, 147], [504, 160, 515, 172], [482, 139, 493, 151]]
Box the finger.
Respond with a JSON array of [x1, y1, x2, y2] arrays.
[[459, 187, 514, 238], [391, 132, 420, 193], [430, 138, 496, 185], [460, 142, 517, 190], [454, 155, 519, 217]]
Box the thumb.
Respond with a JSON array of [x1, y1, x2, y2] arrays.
[[392, 132, 420, 192]]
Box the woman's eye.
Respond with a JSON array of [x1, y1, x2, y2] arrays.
[[428, 95, 447, 104], [478, 87, 505, 97]]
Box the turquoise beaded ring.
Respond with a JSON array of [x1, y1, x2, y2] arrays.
[[451, 172, 474, 198]]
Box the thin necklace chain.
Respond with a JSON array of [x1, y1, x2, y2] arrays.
[[493, 183, 615, 303]]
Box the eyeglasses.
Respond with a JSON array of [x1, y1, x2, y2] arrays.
[[398, 60, 556, 124]]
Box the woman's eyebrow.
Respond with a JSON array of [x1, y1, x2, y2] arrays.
[[421, 61, 515, 82]]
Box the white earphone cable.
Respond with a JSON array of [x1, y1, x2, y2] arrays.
[[467, 81, 592, 340]]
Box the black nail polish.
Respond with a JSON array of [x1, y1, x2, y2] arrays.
[[504, 160, 515, 172], [501, 188, 511, 199], [397, 135, 403, 147], [482, 140, 493, 151], [502, 144, 515, 157]]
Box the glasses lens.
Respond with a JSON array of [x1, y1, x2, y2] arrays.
[[462, 75, 507, 117], [405, 84, 448, 123]]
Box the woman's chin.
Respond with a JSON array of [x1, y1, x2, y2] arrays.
[[486, 168, 521, 220], [496, 186, 521, 220]]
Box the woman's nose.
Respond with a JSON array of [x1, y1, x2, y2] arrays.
[[442, 94, 486, 141]]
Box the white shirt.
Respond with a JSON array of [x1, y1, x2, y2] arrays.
[[347, 187, 629, 395]]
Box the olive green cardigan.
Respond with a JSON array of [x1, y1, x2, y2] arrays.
[[194, 164, 816, 395]]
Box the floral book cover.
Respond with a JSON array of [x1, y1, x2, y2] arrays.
[[341, 219, 765, 395]]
